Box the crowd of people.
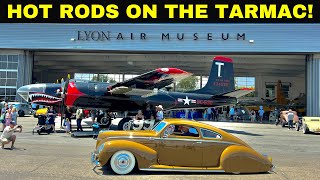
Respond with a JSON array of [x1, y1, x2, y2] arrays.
[[132, 104, 165, 123]]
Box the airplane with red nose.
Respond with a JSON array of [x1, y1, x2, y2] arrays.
[[17, 56, 253, 130]]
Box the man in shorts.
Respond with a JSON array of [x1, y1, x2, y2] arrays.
[[0, 121, 22, 149]]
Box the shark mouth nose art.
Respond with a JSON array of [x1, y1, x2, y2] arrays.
[[29, 93, 62, 104]]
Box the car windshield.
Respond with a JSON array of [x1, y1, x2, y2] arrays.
[[152, 122, 167, 133]]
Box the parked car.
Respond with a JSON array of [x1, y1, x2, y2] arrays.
[[296, 117, 320, 134], [278, 110, 299, 127], [8, 102, 31, 117], [91, 118, 274, 175]]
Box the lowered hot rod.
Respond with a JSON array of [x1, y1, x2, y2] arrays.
[[91, 119, 274, 175]]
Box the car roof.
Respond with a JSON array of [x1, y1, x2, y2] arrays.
[[163, 118, 220, 131], [162, 118, 252, 148]]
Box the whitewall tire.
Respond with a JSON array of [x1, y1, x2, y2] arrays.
[[110, 150, 136, 175]]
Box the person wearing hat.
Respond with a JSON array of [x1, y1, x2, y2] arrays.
[[287, 109, 294, 130], [155, 105, 164, 124], [0, 121, 22, 149]]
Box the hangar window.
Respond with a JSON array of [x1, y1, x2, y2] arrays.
[[0, 55, 19, 101], [75, 73, 120, 83], [265, 85, 275, 98], [235, 77, 255, 89]]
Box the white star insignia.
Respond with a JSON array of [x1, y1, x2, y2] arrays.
[[183, 96, 191, 105]]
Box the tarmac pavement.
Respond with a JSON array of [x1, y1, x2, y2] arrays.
[[0, 116, 319, 180]]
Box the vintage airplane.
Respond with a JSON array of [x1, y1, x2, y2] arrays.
[[17, 56, 253, 130], [237, 80, 306, 114]]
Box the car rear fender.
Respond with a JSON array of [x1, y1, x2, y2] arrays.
[[98, 140, 157, 168], [220, 145, 273, 173]]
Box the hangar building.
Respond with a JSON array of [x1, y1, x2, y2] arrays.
[[0, 24, 318, 116]]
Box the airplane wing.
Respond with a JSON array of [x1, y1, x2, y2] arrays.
[[109, 68, 192, 90], [109, 86, 157, 97], [221, 89, 255, 98]]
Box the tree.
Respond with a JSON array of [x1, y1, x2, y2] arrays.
[[91, 74, 117, 83], [176, 76, 199, 91]]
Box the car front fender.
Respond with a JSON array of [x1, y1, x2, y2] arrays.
[[98, 140, 157, 168], [220, 145, 273, 173]]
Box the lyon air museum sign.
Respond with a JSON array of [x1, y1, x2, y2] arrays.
[[75, 31, 246, 41]]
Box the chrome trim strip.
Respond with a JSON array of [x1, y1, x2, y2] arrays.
[[105, 136, 238, 145], [140, 168, 225, 173], [154, 137, 237, 145], [107, 136, 154, 140]]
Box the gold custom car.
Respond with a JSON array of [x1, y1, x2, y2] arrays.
[[300, 117, 320, 134], [91, 118, 274, 175]]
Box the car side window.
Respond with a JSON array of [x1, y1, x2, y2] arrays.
[[165, 125, 199, 137], [200, 129, 222, 139]]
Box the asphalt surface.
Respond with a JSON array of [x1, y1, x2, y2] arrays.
[[0, 116, 319, 180]]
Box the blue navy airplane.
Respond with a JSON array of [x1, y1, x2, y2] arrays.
[[17, 56, 253, 129]]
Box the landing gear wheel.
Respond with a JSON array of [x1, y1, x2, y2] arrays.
[[118, 118, 131, 130], [101, 117, 109, 125], [18, 110, 25, 117], [302, 124, 309, 134], [110, 150, 136, 175]]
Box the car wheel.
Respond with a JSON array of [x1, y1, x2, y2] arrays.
[[303, 124, 310, 134], [18, 110, 25, 117], [110, 150, 136, 175], [117, 118, 131, 130]]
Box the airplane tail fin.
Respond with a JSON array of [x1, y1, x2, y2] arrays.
[[188, 56, 235, 95]]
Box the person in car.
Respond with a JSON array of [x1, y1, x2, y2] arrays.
[[179, 126, 198, 137]]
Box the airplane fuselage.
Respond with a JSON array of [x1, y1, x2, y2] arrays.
[[67, 81, 236, 111]]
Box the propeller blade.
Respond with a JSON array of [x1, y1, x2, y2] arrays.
[[64, 78, 69, 94]]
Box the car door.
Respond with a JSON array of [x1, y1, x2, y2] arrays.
[[156, 125, 203, 167], [200, 128, 232, 167]]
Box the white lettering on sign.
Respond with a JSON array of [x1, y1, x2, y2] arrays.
[[215, 62, 224, 77]]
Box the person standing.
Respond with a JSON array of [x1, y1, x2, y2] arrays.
[[143, 104, 152, 120], [76, 108, 84, 132], [274, 107, 280, 125], [229, 106, 235, 121], [65, 106, 73, 132], [250, 110, 256, 123], [155, 105, 164, 125], [207, 108, 212, 121], [11, 107, 18, 125], [47, 106, 57, 133], [258, 106, 265, 123], [287, 109, 295, 130], [91, 109, 97, 124], [1, 103, 8, 131], [5, 109, 12, 127]]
